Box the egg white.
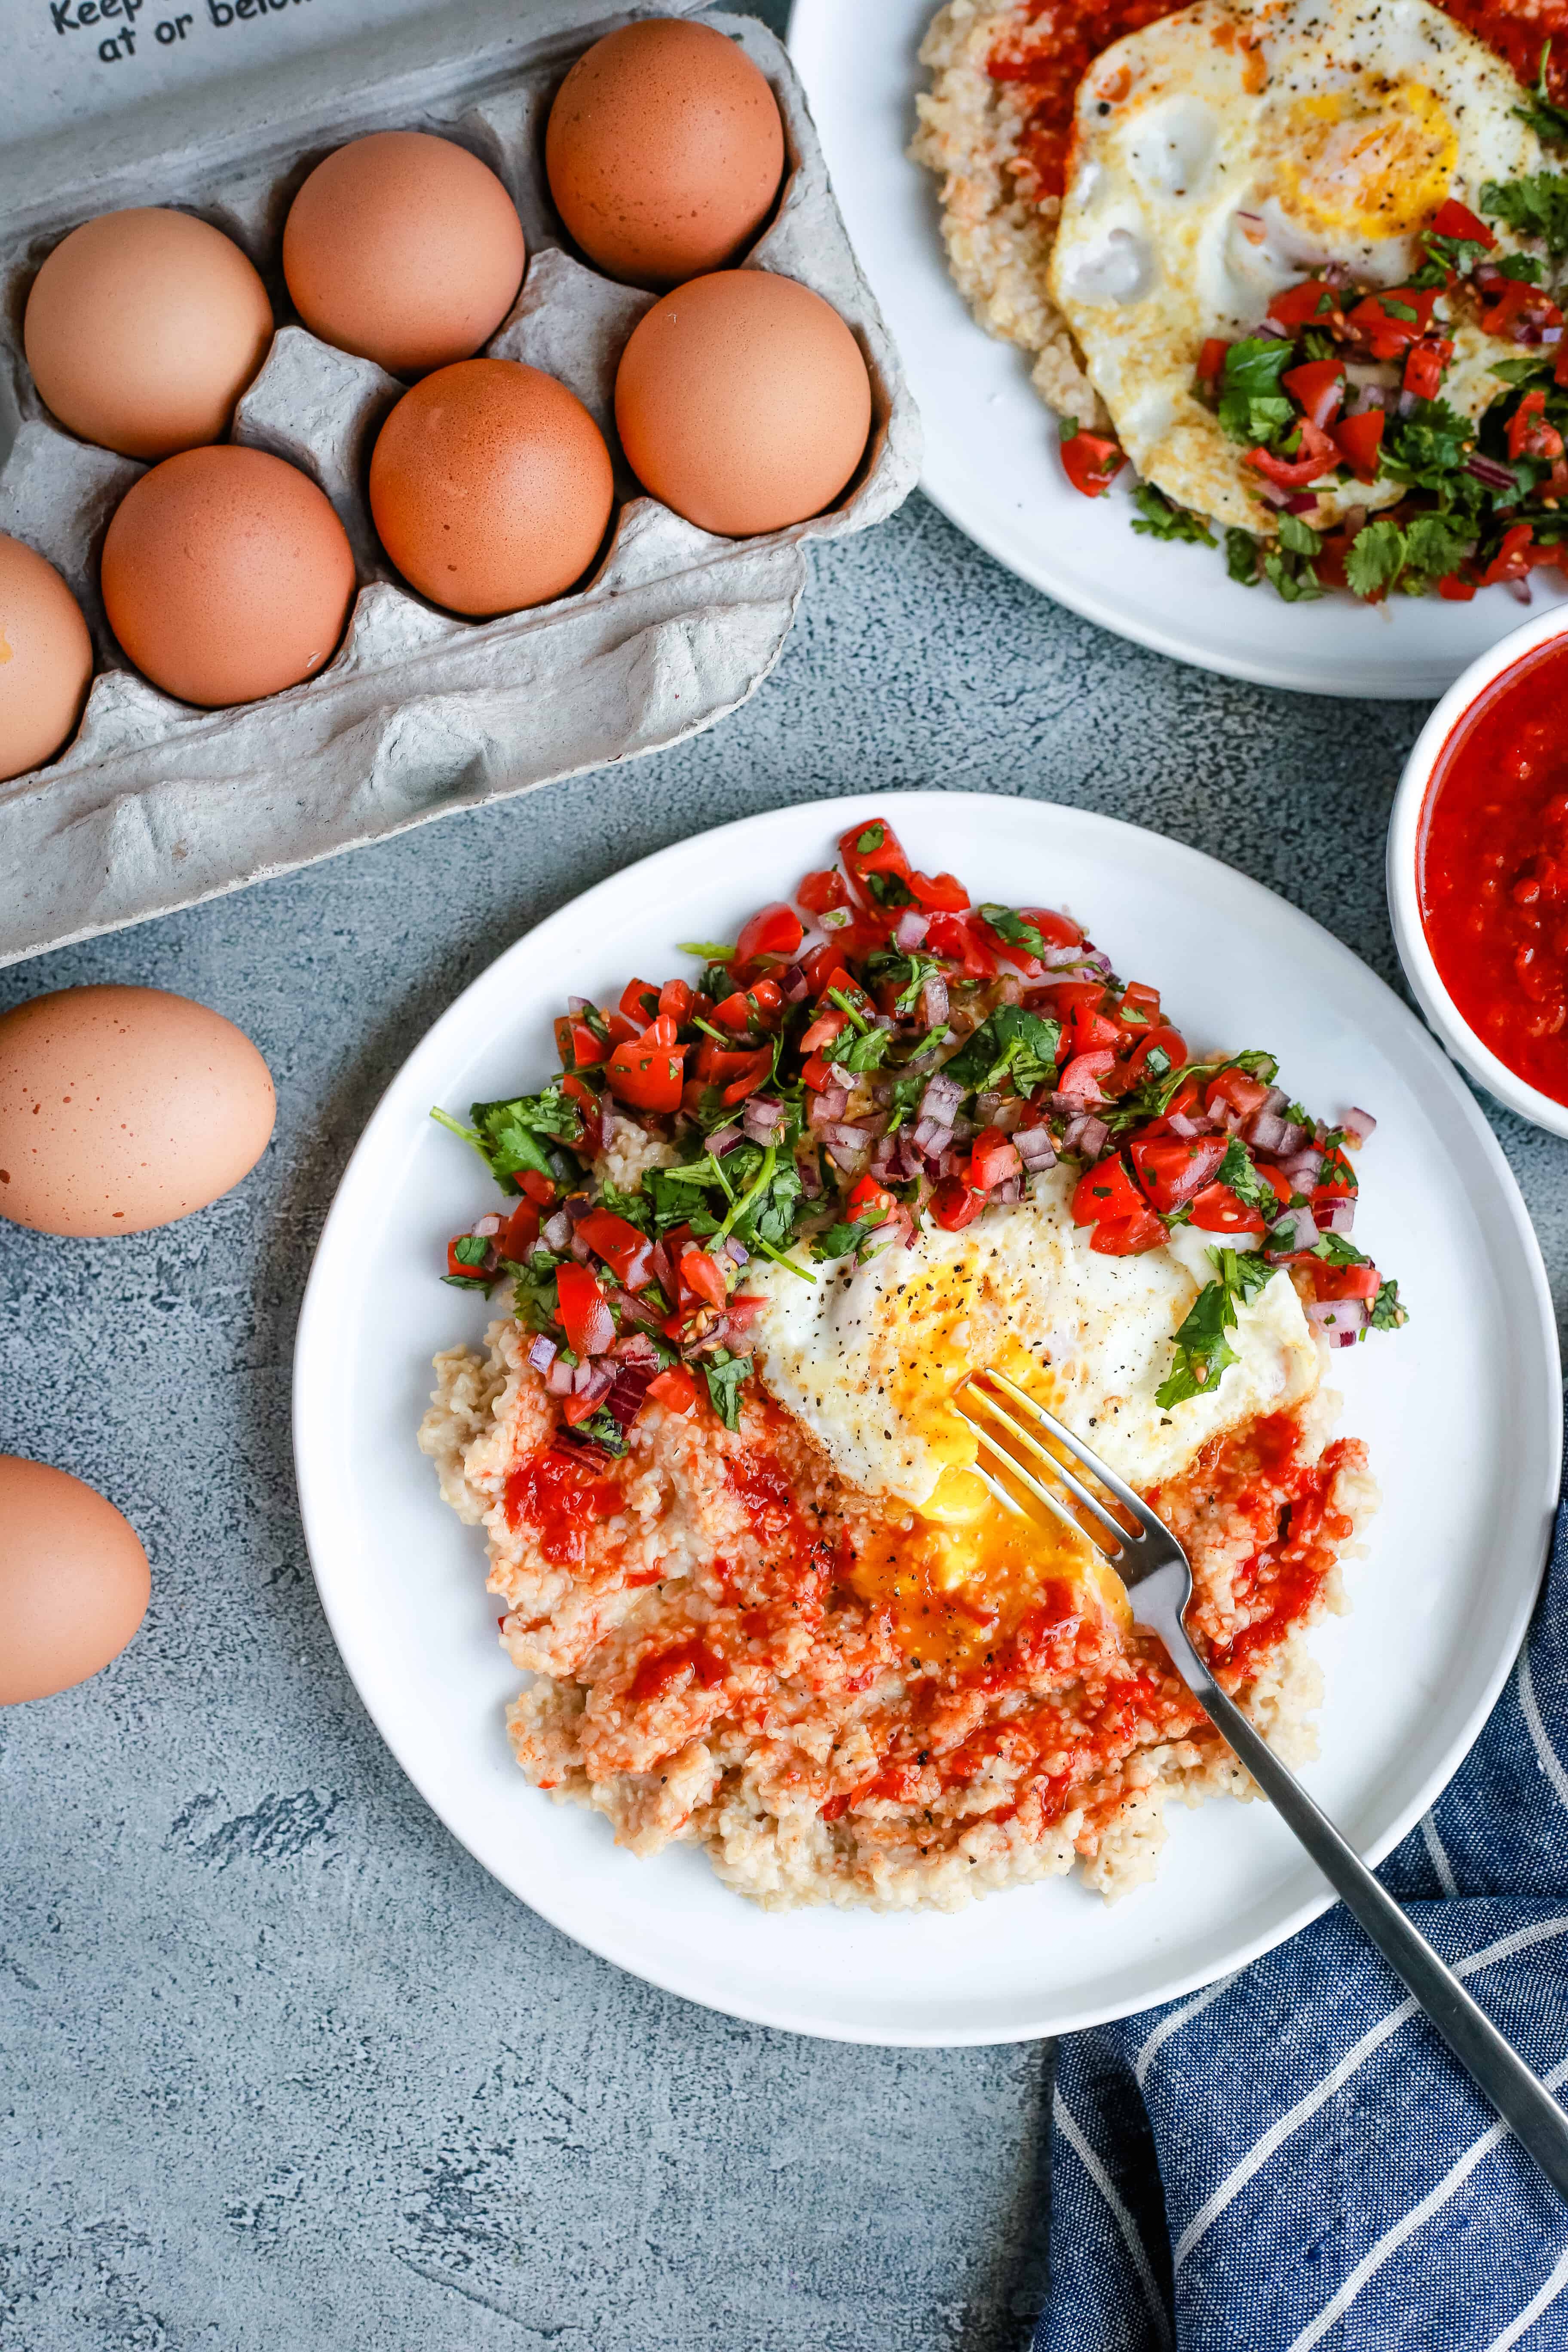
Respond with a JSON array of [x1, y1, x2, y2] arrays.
[[748, 1164, 1320, 1510], [1047, 0, 1545, 530]]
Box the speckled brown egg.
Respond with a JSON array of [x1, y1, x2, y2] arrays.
[[24, 207, 274, 461], [100, 445, 356, 707], [0, 1455, 150, 1707], [369, 357, 614, 617], [0, 984, 276, 1238], [0, 534, 93, 782], [614, 270, 872, 536], [546, 18, 785, 290], [283, 130, 527, 378]]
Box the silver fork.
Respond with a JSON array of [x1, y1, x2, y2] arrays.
[[956, 1366, 1568, 2201]]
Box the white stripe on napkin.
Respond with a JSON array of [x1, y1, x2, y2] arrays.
[[1052, 2088, 1175, 2351], [1485, 2241, 1568, 2352], [1517, 1648, 1568, 1810], [1174, 1915, 1568, 2272], [1135, 1975, 1237, 2088], [1421, 1812, 1459, 1898]]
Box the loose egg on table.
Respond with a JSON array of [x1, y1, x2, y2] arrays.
[[0, 984, 275, 1237], [546, 17, 786, 290], [0, 533, 93, 781], [369, 357, 614, 616], [0, 1456, 150, 1706], [1049, 0, 1546, 530], [101, 444, 356, 707], [614, 270, 872, 535], [23, 206, 274, 462], [282, 130, 527, 378]]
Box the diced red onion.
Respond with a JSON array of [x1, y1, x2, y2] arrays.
[[610, 1331, 659, 1366], [707, 1123, 744, 1156], [1466, 452, 1517, 489], [920, 975, 949, 1027], [682, 1314, 731, 1358], [1255, 316, 1289, 339], [1341, 1106, 1378, 1146], [1279, 1151, 1322, 1191], [870, 1133, 897, 1177], [1064, 1113, 1110, 1160], [824, 1122, 873, 1155], [1308, 1297, 1368, 1347], [1284, 492, 1319, 514], [568, 996, 592, 1016], [1246, 1111, 1292, 1155], [820, 906, 853, 933], [1040, 942, 1086, 969], [779, 963, 810, 1004], [528, 1335, 557, 1374], [1319, 1195, 1357, 1234], [920, 1074, 964, 1121], [799, 1155, 823, 1199], [991, 1176, 1024, 1206], [542, 1210, 573, 1252], [1348, 385, 1386, 416], [1396, 388, 1418, 419], [913, 1116, 953, 1156], [604, 1360, 655, 1433], [473, 1213, 503, 1238], [1166, 1110, 1202, 1139], [808, 1084, 851, 1128], [1015, 1124, 1057, 1171], [743, 1093, 785, 1128], [568, 1226, 593, 1263], [894, 909, 930, 951], [1507, 576, 1533, 606], [1266, 1205, 1317, 1257], [545, 1358, 573, 1397], [724, 1236, 749, 1265]]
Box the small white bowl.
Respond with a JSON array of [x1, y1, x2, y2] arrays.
[[1388, 600, 1568, 1141]]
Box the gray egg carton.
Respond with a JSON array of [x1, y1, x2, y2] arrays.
[[0, 0, 919, 967]]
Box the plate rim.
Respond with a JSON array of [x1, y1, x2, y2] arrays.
[[292, 788, 1562, 2045], [783, 0, 1568, 702]]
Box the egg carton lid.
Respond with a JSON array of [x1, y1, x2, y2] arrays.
[[0, 0, 921, 966]]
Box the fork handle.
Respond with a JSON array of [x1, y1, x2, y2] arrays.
[[1165, 1625, 1568, 2201]]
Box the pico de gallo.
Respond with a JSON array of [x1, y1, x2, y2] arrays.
[[1062, 109, 1568, 600], [433, 817, 1404, 1457]]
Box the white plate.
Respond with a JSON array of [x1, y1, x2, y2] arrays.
[[786, 0, 1568, 698], [292, 793, 1560, 2045]]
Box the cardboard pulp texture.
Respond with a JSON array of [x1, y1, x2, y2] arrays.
[[0, 0, 920, 966]]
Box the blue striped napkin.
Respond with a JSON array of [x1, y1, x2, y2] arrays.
[[1038, 1393, 1568, 2352]]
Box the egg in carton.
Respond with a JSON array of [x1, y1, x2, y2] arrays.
[[0, 1, 920, 967]]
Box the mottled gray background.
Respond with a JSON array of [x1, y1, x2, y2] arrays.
[[6, 6, 1568, 2347]]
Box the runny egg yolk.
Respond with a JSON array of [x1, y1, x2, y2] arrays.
[[1271, 83, 1457, 242], [846, 1254, 1131, 1667]]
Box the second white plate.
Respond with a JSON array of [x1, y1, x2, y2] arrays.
[[787, 0, 1568, 697], [293, 792, 1559, 2043]]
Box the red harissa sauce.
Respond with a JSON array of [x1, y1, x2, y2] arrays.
[[1419, 634, 1568, 1106]]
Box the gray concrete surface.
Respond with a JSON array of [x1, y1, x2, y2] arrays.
[[7, 8, 1568, 2334]]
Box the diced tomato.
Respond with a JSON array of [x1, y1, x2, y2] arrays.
[[577, 1208, 654, 1289], [501, 1199, 541, 1258], [447, 1236, 490, 1282], [1089, 1208, 1167, 1256], [1283, 357, 1345, 429], [658, 978, 693, 1025], [1036, 978, 1107, 1020], [930, 1177, 985, 1231], [1428, 199, 1493, 248], [1122, 1026, 1187, 1086], [518, 1169, 557, 1208], [1267, 278, 1341, 330], [925, 910, 998, 979], [799, 1006, 850, 1052], [712, 991, 756, 1033], [1403, 337, 1452, 403], [748, 978, 784, 1020], [1310, 1262, 1381, 1302], [1066, 1000, 1121, 1055], [1556, 340, 1568, 391], [814, 963, 870, 1013], [1479, 524, 1535, 586], [639, 1013, 679, 1049], [1021, 906, 1084, 952], [1438, 571, 1476, 601], [647, 1365, 699, 1415], [554, 1015, 607, 1071], [1333, 410, 1385, 485], [619, 977, 661, 1026], [1071, 1155, 1145, 1228], [717, 1047, 774, 1106], [1060, 428, 1126, 498], [606, 1037, 686, 1112], [604, 1011, 641, 1047], [838, 818, 913, 903], [736, 902, 804, 963], [1258, 1162, 1295, 1208], [1346, 285, 1437, 358], [1057, 1047, 1118, 1105], [1207, 1067, 1272, 1120], [556, 1261, 615, 1358], [1188, 1182, 1265, 1234], [1130, 1133, 1228, 1212], [1482, 279, 1562, 343], [846, 1173, 897, 1225], [561, 1072, 602, 1151], [1249, 416, 1338, 490], [970, 1128, 1023, 1191], [1197, 336, 1229, 385], [1118, 980, 1161, 1026], [680, 1246, 729, 1308], [908, 869, 970, 912], [798, 867, 849, 916], [1508, 388, 1565, 464], [800, 1053, 835, 1094]]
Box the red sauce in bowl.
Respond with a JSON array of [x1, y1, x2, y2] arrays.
[[1419, 634, 1568, 1107]]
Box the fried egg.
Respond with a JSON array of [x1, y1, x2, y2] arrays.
[[748, 1166, 1320, 1659], [1047, 0, 1544, 529]]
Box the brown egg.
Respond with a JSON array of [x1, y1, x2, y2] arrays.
[[0, 984, 275, 1237], [0, 1456, 150, 1706], [370, 358, 614, 617], [614, 271, 872, 537], [546, 19, 785, 291], [283, 131, 527, 379], [24, 208, 274, 462], [0, 534, 93, 782], [101, 446, 356, 707]]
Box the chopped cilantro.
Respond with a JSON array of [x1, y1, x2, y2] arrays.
[[1277, 512, 1323, 557], [1344, 517, 1408, 600], [1512, 44, 1568, 148], [1213, 1137, 1277, 1219], [450, 1234, 489, 1268], [977, 904, 1049, 959], [1226, 527, 1262, 585], [1130, 484, 1217, 545], [433, 1083, 579, 1186], [1155, 1248, 1272, 1408], [704, 1348, 752, 1432], [1480, 171, 1568, 256], [942, 1004, 1062, 1096], [680, 940, 737, 962], [1370, 1277, 1407, 1332], [568, 1406, 629, 1457], [1263, 546, 1324, 603], [1217, 338, 1296, 447]]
